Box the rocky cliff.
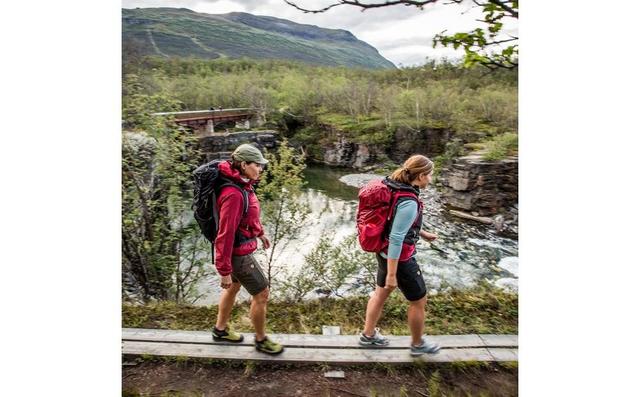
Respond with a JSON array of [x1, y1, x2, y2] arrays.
[[390, 126, 453, 163], [315, 126, 452, 169], [320, 134, 387, 169], [198, 130, 278, 161], [437, 153, 518, 216]]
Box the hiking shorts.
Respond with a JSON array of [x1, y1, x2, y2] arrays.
[[231, 254, 269, 296], [375, 254, 427, 301]]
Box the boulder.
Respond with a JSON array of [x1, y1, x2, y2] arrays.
[[437, 155, 518, 216], [198, 130, 278, 160]]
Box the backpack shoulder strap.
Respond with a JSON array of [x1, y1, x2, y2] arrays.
[[218, 182, 249, 216], [388, 191, 420, 222]]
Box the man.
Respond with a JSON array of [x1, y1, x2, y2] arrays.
[[212, 144, 283, 355]]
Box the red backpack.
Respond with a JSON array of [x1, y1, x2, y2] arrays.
[[356, 178, 419, 253]]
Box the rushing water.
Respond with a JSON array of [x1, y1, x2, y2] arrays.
[[193, 165, 518, 305]]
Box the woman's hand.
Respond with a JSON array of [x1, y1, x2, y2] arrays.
[[421, 230, 438, 242], [220, 275, 232, 289], [259, 235, 271, 250], [385, 274, 397, 290]]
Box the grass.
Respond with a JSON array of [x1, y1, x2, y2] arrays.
[[316, 112, 393, 145], [123, 283, 517, 335], [482, 133, 518, 161]]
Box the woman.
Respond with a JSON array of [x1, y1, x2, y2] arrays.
[[359, 154, 441, 356], [212, 143, 283, 355]]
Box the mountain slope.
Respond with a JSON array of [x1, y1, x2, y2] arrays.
[[122, 8, 396, 69]]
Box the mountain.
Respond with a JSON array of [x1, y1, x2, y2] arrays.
[[122, 8, 396, 69]]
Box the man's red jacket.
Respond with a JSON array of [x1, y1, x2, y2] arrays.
[[214, 161, 265, 277]]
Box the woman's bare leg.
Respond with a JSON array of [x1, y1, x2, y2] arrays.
[[363, 286, 393, 336]]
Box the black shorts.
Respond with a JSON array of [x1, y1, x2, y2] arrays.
[[230, 254, 268, 296], [376, 254, 427, 301]]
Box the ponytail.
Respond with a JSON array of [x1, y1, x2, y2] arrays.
[[389, 155, 434, 185], [390, 167, 413, 185]]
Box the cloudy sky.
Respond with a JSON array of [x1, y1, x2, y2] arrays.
[[122, 0, 518, 67]]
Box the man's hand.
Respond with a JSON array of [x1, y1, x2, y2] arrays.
[[259, 235, 271, 250], [421, 231, 438, 242], [385, 274, 397, 290], [220, 274, 232, 289]]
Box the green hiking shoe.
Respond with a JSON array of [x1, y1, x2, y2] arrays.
[[255, 335, 284, 355], [212, 326, 244, 343]]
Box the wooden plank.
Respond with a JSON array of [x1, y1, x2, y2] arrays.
[[122, 329, 491, 349], [478, 334, 518, 347], [122, 341, 497, 364], [487, 348, 518, 362]]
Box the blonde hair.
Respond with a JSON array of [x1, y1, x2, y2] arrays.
[[390, 155, 434, 185]]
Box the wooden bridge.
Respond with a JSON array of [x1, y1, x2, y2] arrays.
[[122, 328, 518, 364], [153, 108, 262, 136]]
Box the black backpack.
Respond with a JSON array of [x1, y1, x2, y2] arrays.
[[192, 160, 249, 247]]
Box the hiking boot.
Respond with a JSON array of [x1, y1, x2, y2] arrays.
[[359, 327, 390, 347], [255, 335, 284, 355], [410, 337, 441, 356], [212, 326, 244, 343]]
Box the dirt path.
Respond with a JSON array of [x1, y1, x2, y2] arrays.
[[123, 360, 517, 397], [146, 29, 169, 58]]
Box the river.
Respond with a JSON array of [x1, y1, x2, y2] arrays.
[[193, 165, 518, 305]]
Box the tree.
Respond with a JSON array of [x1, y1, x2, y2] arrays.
[[280, 234, 378, 301], [255, 138, 311, 288], [122, 75, 212, 303], [377, 85, 401, 127], [285, 0, 518, 70]]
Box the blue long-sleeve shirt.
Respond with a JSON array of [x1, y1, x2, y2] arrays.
[[380, 199, 418, 260]]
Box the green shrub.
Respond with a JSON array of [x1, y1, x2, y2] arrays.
[[482, 133, 518, 160], [464, 87, 518, 132]]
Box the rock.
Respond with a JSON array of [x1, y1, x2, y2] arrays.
[[198, 130, 278, 160], [494, 277, 518, 292], [206, 151, 233, 162], [390, 126, 453, 162], [321, 135, 383, 169], [437, 155, 518, 216], [339, 174, 382, 188], [497, 256, 519, 277], [444, 192, 475, 211], [450, 175, 470, 191], [257, 134, 276, 148], [324, 371, 345, 379], [352, 144, 371, 169], [324, 136, 355, 167], [322, 326, 341, 335]]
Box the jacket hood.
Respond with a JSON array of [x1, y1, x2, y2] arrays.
[[384, 176, 420, 195], [218, 160, 254, 187]]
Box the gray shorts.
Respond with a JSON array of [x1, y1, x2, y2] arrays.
[[230, 254, 268, 296]]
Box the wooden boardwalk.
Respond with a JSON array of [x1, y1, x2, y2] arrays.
[[122, 328, 518, 364]]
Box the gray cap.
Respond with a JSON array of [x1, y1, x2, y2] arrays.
[[231, 144, 268, 165]]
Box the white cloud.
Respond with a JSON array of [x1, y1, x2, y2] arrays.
[[194, 0, 247, 14], [122, 0, 517, 67], [380, 45, 462, 67]]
